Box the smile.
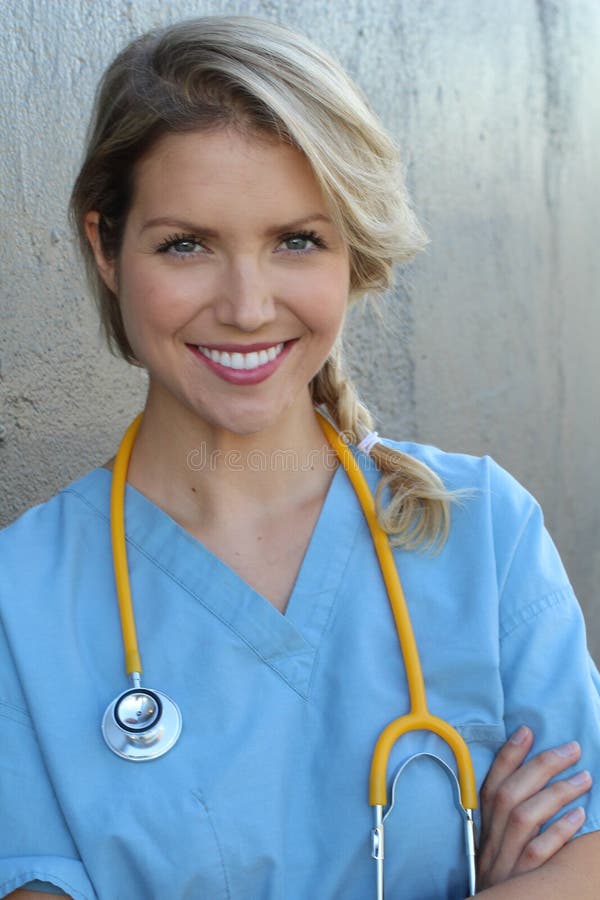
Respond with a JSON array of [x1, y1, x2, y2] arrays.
[[197, 342, 285, 371]]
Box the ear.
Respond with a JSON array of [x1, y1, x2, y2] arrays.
[[84, 212, 118, 294]]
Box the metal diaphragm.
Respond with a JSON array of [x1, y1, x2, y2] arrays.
[[102, 687, 182, 761]]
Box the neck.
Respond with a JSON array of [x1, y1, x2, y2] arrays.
[[124, 384, 338, 530]]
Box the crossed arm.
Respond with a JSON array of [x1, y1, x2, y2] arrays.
[[475, 726, 598, 897], [5, 728, 597, 899]]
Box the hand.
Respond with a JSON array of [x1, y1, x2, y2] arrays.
[[477, 725, 592, 890]]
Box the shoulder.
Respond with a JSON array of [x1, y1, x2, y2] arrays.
[[0, 469, 112, 709], [0, 469, 112, 626], [380, 436, 535, 518], [0, 468, 110, 552], [376, 438, 571, 607]]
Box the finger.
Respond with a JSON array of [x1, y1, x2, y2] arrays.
[[480, 804, 587, 888], [514, 806, 587, 876], [478, 727, 534, 862], [494, 741, 582, 818], [483, 740, 582, 843], [486, 770, 592, 882], [480, 726, 534, 832], [483, 726, 534, 797], [478, 740, 583, 877], [510, 770, 592, 836]]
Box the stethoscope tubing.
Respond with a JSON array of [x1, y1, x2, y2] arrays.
[[110, 414, 143, 678], [104, 410, 477, 895], [317, 415, 477, 897], [316, 416, 477, 809], [102, 413, 182, 761]]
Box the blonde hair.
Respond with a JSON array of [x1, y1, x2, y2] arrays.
[[311, 346, 451, 551], [70, 15, 451, 549]]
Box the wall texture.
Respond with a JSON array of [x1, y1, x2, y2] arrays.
[[1, 0, 599, 653]]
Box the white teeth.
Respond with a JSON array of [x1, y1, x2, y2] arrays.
[[198, 342, 285, 371]]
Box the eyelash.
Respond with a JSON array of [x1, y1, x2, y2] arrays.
[[155, 233, 205, 258], [154, 229, 328, 258], [279, 230, 327, 253]]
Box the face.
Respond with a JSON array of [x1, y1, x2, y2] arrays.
[[86, 128, 350, 436]]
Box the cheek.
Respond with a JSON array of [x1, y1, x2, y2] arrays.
[[289, 264, 349, 329], [118, 266, 198, 336], [310, 272, 349, 336]]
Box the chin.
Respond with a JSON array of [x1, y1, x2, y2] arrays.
[[202, 406, 289, 438]]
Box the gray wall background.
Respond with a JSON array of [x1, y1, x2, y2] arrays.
[[2, 1, 599, 655]]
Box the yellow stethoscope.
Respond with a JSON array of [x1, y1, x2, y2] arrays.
[[101, 412, 478, 898]]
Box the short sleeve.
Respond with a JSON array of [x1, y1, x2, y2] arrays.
[[18, 882, 67, 895], [0, 620, 96, 900], [496, 483, 600, 835]]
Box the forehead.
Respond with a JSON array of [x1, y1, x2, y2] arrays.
[[129, 128, 329, 223]]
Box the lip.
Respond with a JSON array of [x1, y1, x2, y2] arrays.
[[187, 339, 297, 385]]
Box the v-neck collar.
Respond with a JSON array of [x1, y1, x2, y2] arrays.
[[69, 456, 366, 699]]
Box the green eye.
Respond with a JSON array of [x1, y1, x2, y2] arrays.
[[172, 240, 198, 253], [280, 230, 325, 253], [285, 236, 312, 251]]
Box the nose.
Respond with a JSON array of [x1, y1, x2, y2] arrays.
[[214, 258, 276, 332]]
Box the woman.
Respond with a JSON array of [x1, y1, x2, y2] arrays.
[[0, 16, 598, 900]]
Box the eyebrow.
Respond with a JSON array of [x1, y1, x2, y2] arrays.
[[139, 213, 333, 237]]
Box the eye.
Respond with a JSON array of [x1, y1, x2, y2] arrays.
[[278, 230, 327, 254], [155, 233, 205, 257], [171, 239, 201, 254]]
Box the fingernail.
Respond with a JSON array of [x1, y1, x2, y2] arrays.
[[566, 806, 585, 824], [568, 770, 592, 787], [510, 725, 530, 744], [553, 741, 580, 758]]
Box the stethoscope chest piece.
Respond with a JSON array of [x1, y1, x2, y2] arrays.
[[102, 687, 182, 761]]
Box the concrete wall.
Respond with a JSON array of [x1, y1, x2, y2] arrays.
[[2, 1, 599, 655]]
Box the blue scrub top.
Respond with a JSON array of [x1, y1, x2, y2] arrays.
[[1, 440, 599, 899]]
